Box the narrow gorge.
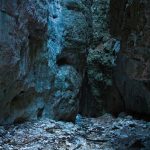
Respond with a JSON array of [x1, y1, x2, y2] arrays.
[[0, 0, 150, 149]]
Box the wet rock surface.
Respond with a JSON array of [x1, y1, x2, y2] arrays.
[[0, 114, 149, 150]]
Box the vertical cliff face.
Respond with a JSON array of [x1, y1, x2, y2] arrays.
[[80, 0, 124, 116], [0, 0, 89, 124], [80, 0, 150, 117], [111, 0, 150, 116], [0, 0, 150, 124]]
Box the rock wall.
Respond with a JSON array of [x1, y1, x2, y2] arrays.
[[0, 0, 88, 124], [111, 0, 150, 116], [0, 0, 150, 124], [80, 0, 150, 117]]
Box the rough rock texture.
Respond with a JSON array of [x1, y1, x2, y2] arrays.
[[0, 0, 150, 124], [87, 36, 122, 116], [51, 66, 81, 121], [0, 0, 88, 124], [80, 0, 150, 117], [80, 0, 123, 116], [111, 0, 150, 116], [0, 114, 149, 150]]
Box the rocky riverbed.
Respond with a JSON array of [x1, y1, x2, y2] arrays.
[[0, 114, 149, 150]]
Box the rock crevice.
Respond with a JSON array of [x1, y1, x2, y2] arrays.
[[0, 0, 150, 124]]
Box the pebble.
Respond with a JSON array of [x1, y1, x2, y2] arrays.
[[0, 114, 149, 150]]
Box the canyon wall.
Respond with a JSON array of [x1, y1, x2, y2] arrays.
[[112, 0, 150, 117], [0, 0, 149, 124]]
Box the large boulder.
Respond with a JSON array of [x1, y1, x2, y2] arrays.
[[52, 66, 81, 121]]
